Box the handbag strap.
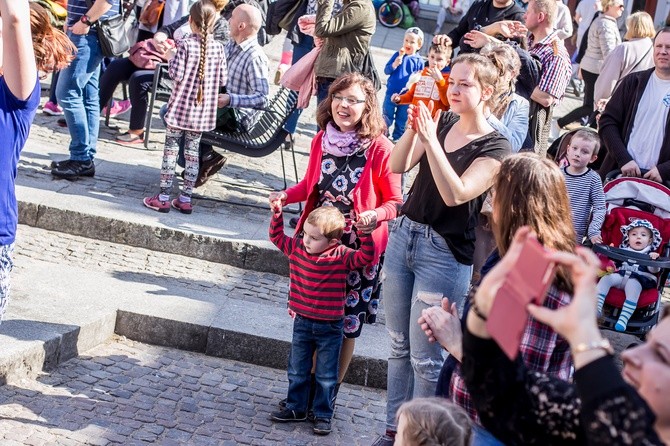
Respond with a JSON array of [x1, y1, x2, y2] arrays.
[[611, 42, 653, 94]]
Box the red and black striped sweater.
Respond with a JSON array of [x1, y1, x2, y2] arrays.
[[270, 212, 374, 321]]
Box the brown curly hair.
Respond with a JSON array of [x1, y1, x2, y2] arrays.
[[29, 3, 75, 73], [316, 72, 387, 139]]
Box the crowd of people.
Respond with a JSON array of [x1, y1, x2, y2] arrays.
[[3, 0, 670, 444]]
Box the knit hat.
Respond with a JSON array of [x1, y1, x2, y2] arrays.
[[620, 219, 662, 251], [405, 27, 424, 45]]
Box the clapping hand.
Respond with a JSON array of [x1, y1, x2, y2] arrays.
[[414, 101, 440, 145], [427, 66, 443, 81], [418, 297, 463, 361], [463, 30, 493, 49]]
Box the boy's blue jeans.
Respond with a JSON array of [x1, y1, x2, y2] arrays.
[[286, 314, 343, 420], [382, 94, 409, 141]]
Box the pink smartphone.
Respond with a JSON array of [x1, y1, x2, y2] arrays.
[[487, 237, 556, 360]]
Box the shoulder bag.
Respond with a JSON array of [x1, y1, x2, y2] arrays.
[[85, 0, 137, 58], [139, 0, 165, 27]]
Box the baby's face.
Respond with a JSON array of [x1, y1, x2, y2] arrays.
[[628, 227, 653, 251]]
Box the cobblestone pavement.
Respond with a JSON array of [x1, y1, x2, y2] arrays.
[[0, 335, 386, 445]]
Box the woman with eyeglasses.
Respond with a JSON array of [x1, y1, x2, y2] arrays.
[[268, 72, 402, 411], [557, 0, 624, 129], [374, 53, 511, 446]]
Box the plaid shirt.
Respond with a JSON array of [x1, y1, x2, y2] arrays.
[[224, 37, 270, 132], [165, 35, 227, 132], [529, 30, 572, 102], [449, 285, 573, 424]]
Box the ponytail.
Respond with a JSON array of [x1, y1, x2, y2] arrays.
[[197, 23, 208, 105], [190, 0, 217, 105]]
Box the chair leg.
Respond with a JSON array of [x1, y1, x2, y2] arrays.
[[280, 137, 288, 191], [144, 93, 155, 150], [105, 97, 112, 128]]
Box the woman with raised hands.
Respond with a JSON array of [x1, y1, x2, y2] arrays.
[[374, 52, 511, 446]]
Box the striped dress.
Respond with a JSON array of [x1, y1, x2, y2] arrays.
[[269, 212, 374, 321]]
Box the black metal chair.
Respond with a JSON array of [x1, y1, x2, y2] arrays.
[[200, 87, 300, 189], [144, 63, 172, 149]]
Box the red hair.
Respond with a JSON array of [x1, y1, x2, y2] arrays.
[[29, 3, 76, 73]]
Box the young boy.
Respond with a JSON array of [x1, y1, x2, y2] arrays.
[[383, 27, 425, 141], [391, 43, 452, 116], [268, 205, 374, 436], [562, 129, 606, 244]]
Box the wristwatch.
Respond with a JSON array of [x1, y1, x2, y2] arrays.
[[80, 14, 96, 26]]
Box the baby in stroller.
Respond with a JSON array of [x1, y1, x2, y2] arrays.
[[596, 219, 662, 332]]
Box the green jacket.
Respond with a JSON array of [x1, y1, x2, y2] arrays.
[[314, 0, 376, 79]]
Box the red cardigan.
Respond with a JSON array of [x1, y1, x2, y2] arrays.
[[284, 131, 402, 263]]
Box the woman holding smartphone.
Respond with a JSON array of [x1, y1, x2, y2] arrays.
[[375, 53, 511, 446]]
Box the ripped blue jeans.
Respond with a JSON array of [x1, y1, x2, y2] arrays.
[[382, 216, 472, 431]]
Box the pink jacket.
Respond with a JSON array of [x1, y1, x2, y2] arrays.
[[284, 131, 402, 263]]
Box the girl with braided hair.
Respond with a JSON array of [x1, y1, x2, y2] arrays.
[[143, 0, 227, 215]]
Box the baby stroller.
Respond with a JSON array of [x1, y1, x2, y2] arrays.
[[593, 176, 670, 338], [548, 126, 604, 171]]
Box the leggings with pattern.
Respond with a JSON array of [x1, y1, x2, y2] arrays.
[[0, 244, 15, 324], [161, 127, 201, 198]]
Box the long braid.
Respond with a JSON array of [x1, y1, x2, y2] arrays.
[[197, 21, 208, 106]]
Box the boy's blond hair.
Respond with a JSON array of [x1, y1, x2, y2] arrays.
[[397, 397, 472, 446], [571, 129, 601, 157], [306, 207, 345, 241]]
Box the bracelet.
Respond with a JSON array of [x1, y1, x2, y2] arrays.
[[571, 338, 614, 356], [468, 286, 487, 321]]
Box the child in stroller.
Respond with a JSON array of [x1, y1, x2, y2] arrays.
[[594, 176, 670, 337], [596, 219, 661, 331]]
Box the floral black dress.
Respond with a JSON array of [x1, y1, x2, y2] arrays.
[[318, 150, 381, 338]]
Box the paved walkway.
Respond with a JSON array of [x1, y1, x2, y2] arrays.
[[0, 335, 386, 445]]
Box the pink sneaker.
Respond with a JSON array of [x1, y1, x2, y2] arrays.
[[171, 198, 193, 214], [143, 195, 170, 213], [43, 101, 64, 116], [103, 99, 132, 118]]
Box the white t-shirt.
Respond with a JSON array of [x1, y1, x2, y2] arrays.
[[575, 0, 598, 46], [628, 72, 670, 170]]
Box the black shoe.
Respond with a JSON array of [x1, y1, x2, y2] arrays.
[[57, 118, 67, 127], [278, 398, 287, 409], [50, 159, 72, 169], [195, 152, 227, 188], [51, 160, 95, 179], [270, 408, 307, 422], [313, 418, 332, 435], [289, 216, 299, 229]]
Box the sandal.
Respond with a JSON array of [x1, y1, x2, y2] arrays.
[[116, 132, 144, 144]]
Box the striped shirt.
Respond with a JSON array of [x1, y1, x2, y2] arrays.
[[165, 34, 227, 132], [270, 212, 374, 320], [224, 37, 269, 132], [529, 30, 572, 102], [563, 167, 606, 242], [67, 0, 120, 27]]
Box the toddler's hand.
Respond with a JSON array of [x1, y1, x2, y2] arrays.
[[356, 210, 377, 234], [590, 234, 603, 245], [287, 308, 296, 319], [650, 252, 660, 260], [269, 191, 287, 213], [391, 93, 400, 104]]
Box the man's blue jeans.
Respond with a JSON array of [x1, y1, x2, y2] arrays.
[[382, 94, 409, 141], [286, 315, 343, 420], [56, 32, 104, 162], [382, 216, 472, 431]]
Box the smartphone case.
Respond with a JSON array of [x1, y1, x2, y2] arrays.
[[486, 238, 556, 360]]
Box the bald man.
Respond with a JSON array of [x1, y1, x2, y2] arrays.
[[216, 3, 269, 133]]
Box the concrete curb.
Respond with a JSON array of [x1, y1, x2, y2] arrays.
[[18, 201, 290, 277]]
